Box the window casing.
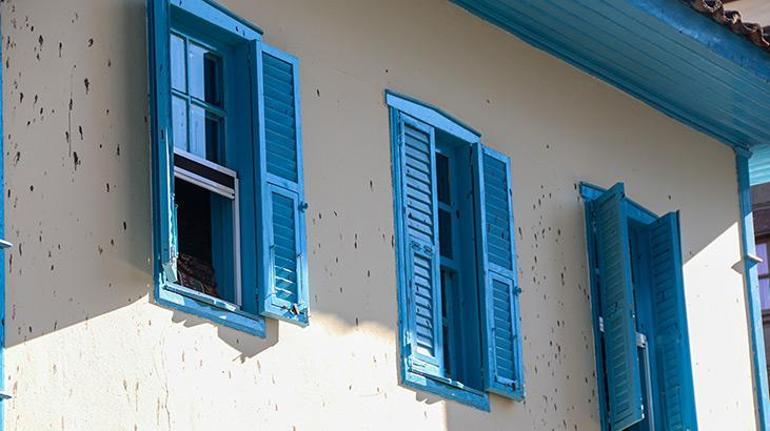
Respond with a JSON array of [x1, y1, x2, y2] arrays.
[[388, 91, 524, 410], [148, 0, 309, 336], [582, 183, 698, 431]]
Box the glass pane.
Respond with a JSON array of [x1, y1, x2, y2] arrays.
[[188, 43, 222, 106], [761, 278, 770, 310], [190, 106, 222, 161], [170, 34, 186, 92], [439, 209, 453, 259], [436, 153, 451, 205], [171, 96, 188, 152], [758, 242, 769, 275]]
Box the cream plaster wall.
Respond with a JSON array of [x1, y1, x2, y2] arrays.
[[0, 0, 756, 430]]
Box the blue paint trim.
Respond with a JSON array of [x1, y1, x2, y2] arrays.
[[451, 0, 764, 152], [737, 154, 770, 431], [472, 144, 525, 401], [170, 0, 262, 39], [254, 42, 310, 327], [582, 191, 609, 431], [385, 90, 481, 144], [580, 183, 656, 224], [389, 105, 491, 411], [147, 0, 265, 337]]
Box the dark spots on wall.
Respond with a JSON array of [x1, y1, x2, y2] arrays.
[[316, 88, 320, 97], [123, 221, 127, 231], [106, 183, 110, 193], [78, 125, 84, 141], [58, 41, 62, 57], [83, 78, 90, 94], [88, 38, 94, 48], [18, 92, 23, 103], [97, 245, 103, 255], [72, 151, 80, 170]]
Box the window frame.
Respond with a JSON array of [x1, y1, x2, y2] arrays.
[[388, 91, 525, 410], [148, 0, 266, 336], [580, 182, 697, 431]]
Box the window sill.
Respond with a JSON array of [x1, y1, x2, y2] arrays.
[[155, 282, 265, 337], [401, 365, 490, 412]]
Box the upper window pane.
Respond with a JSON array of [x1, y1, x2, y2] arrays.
[[189, 43, 223, 106], [170, 34, 187, 92]]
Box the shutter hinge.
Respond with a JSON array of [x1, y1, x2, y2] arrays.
[[0, 239, 13, 249], [298, 201, 309, 212]]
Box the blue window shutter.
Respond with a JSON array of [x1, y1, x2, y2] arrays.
[[593, 183, 644, 430], [644, 212, 698, 431], [473, 143, 524, 399], [395, 113, 444, 377], [148, 0, 178, 283], [255, 42, 309, 326]]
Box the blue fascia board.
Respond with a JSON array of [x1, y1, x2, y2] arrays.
[[627, 0, 770, 83], [451, 0, 769, 152]]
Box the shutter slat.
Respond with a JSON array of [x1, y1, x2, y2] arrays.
[[645, 212, 698, 430], [593, 183, 644, 430], [396, 113, 443, 377], [475, 144, 523, 398], [257, 43, 309, 325]]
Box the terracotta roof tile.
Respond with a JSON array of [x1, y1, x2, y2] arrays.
[[687, 0, 770, 51]]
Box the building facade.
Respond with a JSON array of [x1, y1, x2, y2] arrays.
[[1, 0, 768, 430]]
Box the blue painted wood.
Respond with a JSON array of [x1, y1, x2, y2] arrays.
[[750, 146, 770, 186], [644, 212, 698, 431], [451, 0, 770, 153], [148, 0, 179, 285], [389, 105, 491, 411], [148, 0, 265, 336], [255, 42, 309, 326], [169, 0, 262, 40], [737, 154, 770, 431], [473, 143, 524, 400], [593, 183, 644, 430], [385, 91, 481, 144], [397, 113, 443, 377]]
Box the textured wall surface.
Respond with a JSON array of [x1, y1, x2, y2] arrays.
[[1, 0, 756, 430]]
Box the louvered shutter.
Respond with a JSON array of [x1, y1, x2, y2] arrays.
[[148, 0, 178, 283], [396, 113, 444, 377], [473, 143, 524, 399], [644, 212, 698, 431], [255, 42, 309, 326], [593, 183, 644, 431]]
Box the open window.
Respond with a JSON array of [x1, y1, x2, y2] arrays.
[[148, 0, 309, 336]]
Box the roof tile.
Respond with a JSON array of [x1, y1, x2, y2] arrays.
[[687, 1, 770, 51]]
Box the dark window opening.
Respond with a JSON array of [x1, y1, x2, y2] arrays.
[[175, 178, 235, 304], [434, 131, 484, 391]]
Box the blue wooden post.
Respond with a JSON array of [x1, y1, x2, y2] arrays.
[[737, 152, 770, 431]]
